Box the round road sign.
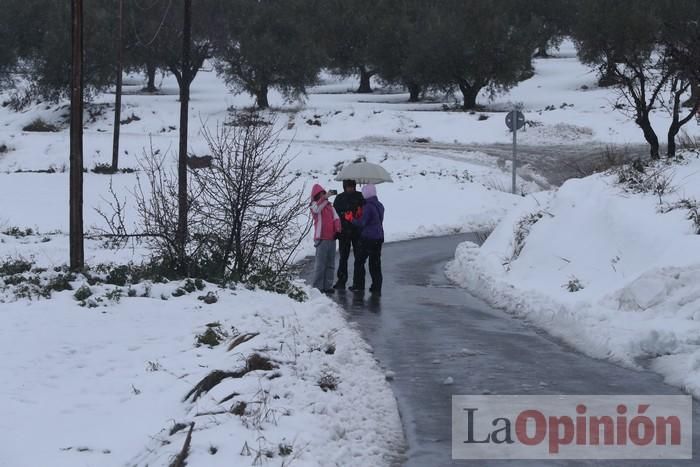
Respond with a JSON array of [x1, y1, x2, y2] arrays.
[[505, 110, 525, 131]]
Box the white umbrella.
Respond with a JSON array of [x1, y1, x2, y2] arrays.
[[334, 162, 393, 184]]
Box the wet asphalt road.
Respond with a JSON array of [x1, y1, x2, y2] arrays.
[[307, 234, 699, 467]]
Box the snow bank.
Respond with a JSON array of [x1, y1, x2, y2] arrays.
[[0, 281, 404, 466], [447, 154, 700, 397]]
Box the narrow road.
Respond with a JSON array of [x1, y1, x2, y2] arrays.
[[292, 138, 650, 187], [310, 234, 699, 467]]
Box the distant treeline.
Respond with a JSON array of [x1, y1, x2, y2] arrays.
[[0, 0, 699, 119]]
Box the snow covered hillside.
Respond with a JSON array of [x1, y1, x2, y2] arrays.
[[447, 152, 700, 398]]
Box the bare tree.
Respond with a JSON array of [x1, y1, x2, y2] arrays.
[[610, 48, 699, 160], [667, 75, 699, 157], [70, 0, 84, 270], [611, 56, 670, 160], [664, 16, 700, 157]]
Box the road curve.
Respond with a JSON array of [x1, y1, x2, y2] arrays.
[[310, 234, 698, 467]]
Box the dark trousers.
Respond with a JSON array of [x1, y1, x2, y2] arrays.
[[353, 239, 383, 291], [336, 235, 360, 286]]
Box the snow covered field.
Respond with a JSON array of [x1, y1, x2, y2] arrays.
[[448, 153, 700, 398], [2, 39, 700, 466]]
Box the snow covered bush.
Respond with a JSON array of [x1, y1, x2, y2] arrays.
[[613, 158, 677, 202], [563, 276, 584, 292], [22, 117, 59, 132]]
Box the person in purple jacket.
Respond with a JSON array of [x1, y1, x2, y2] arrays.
[[349, 183, 385, 295]]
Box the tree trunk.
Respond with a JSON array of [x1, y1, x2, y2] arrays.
[[682, 78, 699, 108], [70, 0, 84, 271], [145, 61, 157, 93], [636, 114, 660, 160], [176, 0, 192, 275], [667, 125, 678, 159], [458, 80, 480, 110], [534, 41, 549, 58], [668, 84, 682, 159], [255, 83, 269, 109], [357, 66, 373, 93], [111, 0, 123, 172], [598, 53, 618, 87], [407, 82, 421, 102], [669, 80, 699, 158]]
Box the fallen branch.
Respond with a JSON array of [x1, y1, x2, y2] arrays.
[[169, 422, 194, 467], [228, 332, 259, 351], [194, 409, 229, 417]]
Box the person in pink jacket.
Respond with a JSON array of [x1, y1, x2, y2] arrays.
[[310, 184, 341, 293]]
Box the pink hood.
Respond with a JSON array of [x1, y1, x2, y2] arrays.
[[311, 183, 325, 200], [310, 184, 340, 241]]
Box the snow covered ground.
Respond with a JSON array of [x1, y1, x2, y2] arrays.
[[447, 152, 700, 398], [2, 38, 700, 466], [0, 278, 404, 466]]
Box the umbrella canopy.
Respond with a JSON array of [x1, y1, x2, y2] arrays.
[[334, 162, 393, 184]]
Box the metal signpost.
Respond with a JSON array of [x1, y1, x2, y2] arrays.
[[505, 108, 525, 194]]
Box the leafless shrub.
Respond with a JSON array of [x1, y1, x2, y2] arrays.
[[96, 142, 203, 275], [243, 387, 281, 430], [190, 121, 310, 283], [96, 119, 310, 287]]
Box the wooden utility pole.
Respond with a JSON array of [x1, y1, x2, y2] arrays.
[[176, 0, 192, 274], [70, 0, 84, 270], [111, 0, 124, 171]]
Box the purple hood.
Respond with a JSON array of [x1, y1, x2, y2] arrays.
[[354, 196, 384, 240]]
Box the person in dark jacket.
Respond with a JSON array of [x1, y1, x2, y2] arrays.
[[332, 179, 364, 289], [350, 183, 385, 295]]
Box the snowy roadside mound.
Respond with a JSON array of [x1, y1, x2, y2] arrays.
[[447, 154, 700, 397], [0, 281, 404, 467]]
